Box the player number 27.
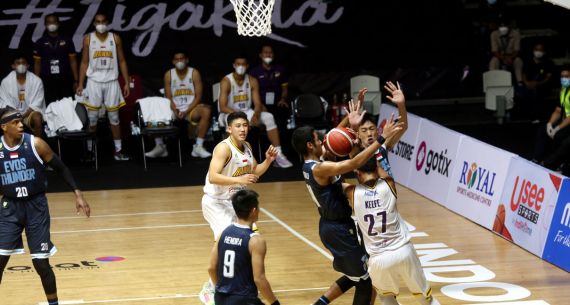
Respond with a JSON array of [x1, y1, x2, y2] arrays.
[[223, 250, 235, 278], [364, 211, 386, 236]]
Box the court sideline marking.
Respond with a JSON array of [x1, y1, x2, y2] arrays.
[[52, 210, 203, 220]]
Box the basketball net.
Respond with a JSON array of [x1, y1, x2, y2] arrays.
[[544, 0, 570, 10], [230, 0, 275, 36]]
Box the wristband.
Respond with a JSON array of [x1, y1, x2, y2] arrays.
[[377, 135, 386, 145], [271, 300, 280, 305]]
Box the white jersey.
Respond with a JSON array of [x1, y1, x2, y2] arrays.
[[170, 68, 195, 112], [353, 179, 410, 255], [225, 73, 252, 112], [203, 138, 255, 200], [86, 32, 119, 82]]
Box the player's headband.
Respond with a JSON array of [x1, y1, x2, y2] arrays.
[[0, 112, 23, 124]]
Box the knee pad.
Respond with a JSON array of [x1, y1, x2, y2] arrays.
[[32, 258, 57, 294], [260, 112, 276, 130], [107, 110, 120, 126], [336, 275, 355, 293], [87, 109, 99, 127]]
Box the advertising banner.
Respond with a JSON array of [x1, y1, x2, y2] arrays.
[[542, 178, 570, 271], [407, 120, 462, 205], [378, 103, 422, 187], [445, 136, 515, 229], [492, 157, 563, 257]]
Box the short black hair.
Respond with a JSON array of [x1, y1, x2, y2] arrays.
[[360, 113, 377, 127], [172, 49, 188, 59], [358, 157, 378, 173], [292, 126, 315, 157], [44, 14, 59, 23], [561, 64, 570, 73], [227, 111, 248, 126], [12, 53, 28, 64], [234, 53, 249, 63], [232, 189, 259, 220]]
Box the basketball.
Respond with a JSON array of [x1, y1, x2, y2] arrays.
[[324, 127, 356, 157]]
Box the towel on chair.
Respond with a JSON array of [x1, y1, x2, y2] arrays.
[[44, 97, 83, 137], [137, 97, 173, 124], [0, 71, 45, 114]]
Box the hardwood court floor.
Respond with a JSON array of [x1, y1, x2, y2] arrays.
[[1, 181, 569, 305]]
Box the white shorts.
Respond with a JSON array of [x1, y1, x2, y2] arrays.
[[201, 194, 236, 240], [83, 79, 126, 112], [368, 242, 430, 297], [218, 108, 276, 130]]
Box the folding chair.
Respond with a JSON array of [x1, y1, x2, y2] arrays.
[[350, 75, 381, 115], [56, 103, 98, 170]]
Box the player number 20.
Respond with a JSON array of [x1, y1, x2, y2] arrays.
[[223, 250, 235, 278], [15, 186, 28, 198], [364, 211, 386, 236]]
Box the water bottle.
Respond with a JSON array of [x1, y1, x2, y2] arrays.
[[130, 121, 140, 135]]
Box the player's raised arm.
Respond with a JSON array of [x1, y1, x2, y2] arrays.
[[253, 145, 277, 176], [384, 81, 408, 150]]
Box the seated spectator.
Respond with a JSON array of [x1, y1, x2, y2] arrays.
[[489, 19, 523, 85], [145, 50, 212, 159], [249, 44, 289, 131], [532, 66, 570, 165], [0, 54, 45, 137], [218, 54, 292, 168], [520, 43, 555, 122]]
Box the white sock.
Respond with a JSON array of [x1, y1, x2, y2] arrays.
[[114, 139, 122, 152], [154, 137, 164, 146], [196, 138, 204, 146], [86, 139, 93, 152]]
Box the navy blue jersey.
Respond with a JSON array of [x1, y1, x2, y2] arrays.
[[216, 224, 258, 298], [0, 134, 46, 198], [302, 160, 352, 221]]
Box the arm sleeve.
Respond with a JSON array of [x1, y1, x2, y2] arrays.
[[46, 154, 79, 191]]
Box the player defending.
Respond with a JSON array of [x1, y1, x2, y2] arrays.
[[208, 189, 280, 305], [346, 158, 440, 305], [200, 111, 277, 305], [292, 99, 403, 305], [0, 107, 91, 305]]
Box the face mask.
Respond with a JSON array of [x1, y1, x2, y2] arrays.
[[46, 24, 58, 33], [561, 77, 570, 88], [235, 65, 246, 75], [499, 26, 509, 36], [175, 61, 186, 70], [262, 57, 273, 65], [16, 64, 27, 74], [95, 24, 108, 34], [533, 51, 544, 59]]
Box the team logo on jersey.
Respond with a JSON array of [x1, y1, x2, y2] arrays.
[[2, 201, 7, 208], [9, 152, 18, 159], [0, 143, 3, 150]]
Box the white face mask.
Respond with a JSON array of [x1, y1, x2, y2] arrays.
[[95, 24, 108, 34], [499, 26, 509, 35], [16, 64, 27, 74], [235, 65, 246, 75], [262, 57, 273, 65], [533, 51, 544, 59], [175, 61, 186, 70], [46, 24, 58, 33]]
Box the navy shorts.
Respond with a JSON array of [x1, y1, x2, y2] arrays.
[[319, 218, 369, 279], [0, 194, 56, 259], [215, 292, 264, 305]]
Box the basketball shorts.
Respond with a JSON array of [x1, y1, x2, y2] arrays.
[[319, 218, 369, 280], [83, 79, 126, 112], [218, 109, 276, 130], [201, 194, 236, 240], [215, 292, 264, 305], [368, 242, 430, 296], [0, 194, 57, 259]]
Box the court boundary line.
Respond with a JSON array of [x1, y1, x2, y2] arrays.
[[260, 207, 333, 261], [52, 210, 203, 220], [37, 286, 330, 304]]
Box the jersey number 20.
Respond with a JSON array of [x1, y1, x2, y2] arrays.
[[15, 186, 28, 198], [223, 250, 235, 278], [364, 211, 386, 236]]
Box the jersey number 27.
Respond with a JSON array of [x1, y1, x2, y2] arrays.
[[364, 211, 386, 236]]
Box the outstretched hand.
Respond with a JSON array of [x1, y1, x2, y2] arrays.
[[346, 95, 367, 130], [384, 81, 405, 105], [265, 145, 278, 162], [381, 113, 404, 139]]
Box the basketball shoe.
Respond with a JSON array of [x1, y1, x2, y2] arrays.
[[145, 144, 168, 158], [199, 281, 215, 305], [192, 144, 212, 158]]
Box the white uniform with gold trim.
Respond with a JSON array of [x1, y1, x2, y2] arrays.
[[170, 68, 195, 113], [202, 137, 255, 239], [353, 178, 431, 297], [83, 32, 125, 112]]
